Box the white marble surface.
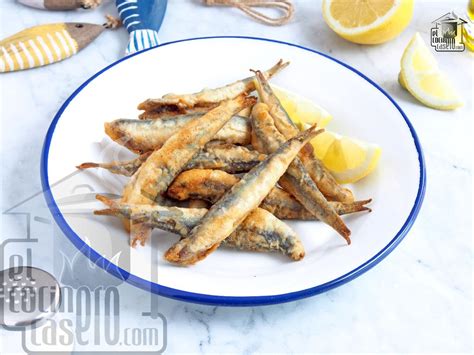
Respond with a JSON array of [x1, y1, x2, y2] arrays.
[[0, 0, 472, 353]]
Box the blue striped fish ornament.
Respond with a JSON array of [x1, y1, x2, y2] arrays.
[[116, 0, 168, 55]]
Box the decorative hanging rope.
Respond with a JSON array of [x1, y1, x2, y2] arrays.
[[204, 0, 294, 26]]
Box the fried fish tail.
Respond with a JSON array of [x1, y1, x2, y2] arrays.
[[77, 152, 152, 177], [164, 124, 322, 265], [332, 199, 372, 215], [270, 198, 372, 220]]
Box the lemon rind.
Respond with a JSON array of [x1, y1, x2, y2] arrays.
[[322, 0, 402, 35], [332, 146, 382, 184]]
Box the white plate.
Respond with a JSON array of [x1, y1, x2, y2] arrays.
[[41, 37, 425, 306]]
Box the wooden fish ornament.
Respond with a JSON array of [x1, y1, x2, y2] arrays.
[[116, 0, 167, 55], [17, 0, 102, 10], [0, 18, 119, 73]]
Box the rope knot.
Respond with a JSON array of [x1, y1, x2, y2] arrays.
[[204, 0, 294, 26]]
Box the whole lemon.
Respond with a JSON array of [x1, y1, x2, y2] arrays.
[[322, 0, 414, 44]]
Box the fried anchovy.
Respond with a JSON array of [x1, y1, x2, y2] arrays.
[[122, 94, 256, 247], [167, 169, 372, 220], [77, 144, 266, 177], [139, 106, 212, 120], [253, 69, 354, 203], [164, 125, 322, 265], [104, 115, 251, 154], [96, 195, 304, 261], [139, 105, 253, 121], [137, 59, 289, 116], [186, 144, 266, 173], [251, 101, 351, 244]]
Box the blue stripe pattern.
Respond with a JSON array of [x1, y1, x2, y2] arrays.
[[116, 0, 168, 54], [126, 29, 160, 54]]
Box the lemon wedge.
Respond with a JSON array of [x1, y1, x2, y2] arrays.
[[398, 70, 408, 88], [400, 33, 463, 110], [322, 0, 414, 44], [272, 85, 332, 129], [310, 129, 381, 184]]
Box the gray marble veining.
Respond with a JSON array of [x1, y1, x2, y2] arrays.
[[0, 0, 472, 353]]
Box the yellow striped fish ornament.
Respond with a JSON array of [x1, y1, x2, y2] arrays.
[[0, 23, 104, 73]]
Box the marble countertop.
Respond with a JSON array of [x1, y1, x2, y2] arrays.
[[1, 0, 472, 353]]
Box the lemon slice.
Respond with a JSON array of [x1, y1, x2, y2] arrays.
[[310, 130, 381, 184], [271, 85, 332, 129], [322, 0, 414, 44], [400, 33, 463, 110]]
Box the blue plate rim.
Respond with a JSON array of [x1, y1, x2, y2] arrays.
[[40, 36, 426, 307]]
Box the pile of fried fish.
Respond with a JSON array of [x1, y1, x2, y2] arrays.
[[79, 60, 372, 266]]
